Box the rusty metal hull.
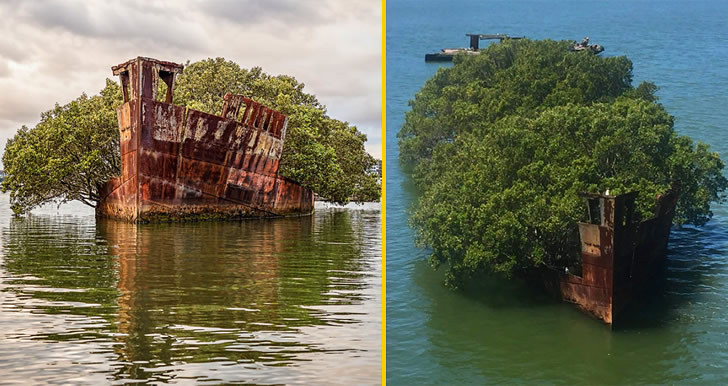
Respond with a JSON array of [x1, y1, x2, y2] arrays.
[[545, 186, 680, 326], [97, 57, 313, 223]]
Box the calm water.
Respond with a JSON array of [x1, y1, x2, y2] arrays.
[[387, 0, 728, 384], [0, 196, 381, 384]]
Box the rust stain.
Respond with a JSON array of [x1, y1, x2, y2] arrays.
[[98, 57, 314, 223], [546, 184, 681, 326]]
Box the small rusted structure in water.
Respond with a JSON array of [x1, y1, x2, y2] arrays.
[[425, 34, 524, 62], [97, 57, 314, 222], [546, 184, 681, 325]]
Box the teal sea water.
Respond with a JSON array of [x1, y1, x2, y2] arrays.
[[387, 0, 728, 383]]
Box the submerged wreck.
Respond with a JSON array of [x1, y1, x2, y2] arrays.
[[544, 184, 681, 326], [97, 57, 314, 223], [424, 34, 524, 62], [425, 34, 603, 62]]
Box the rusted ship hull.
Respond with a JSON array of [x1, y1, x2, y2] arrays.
[[98, 57, 313, 223], [544, 185, 680, 326]]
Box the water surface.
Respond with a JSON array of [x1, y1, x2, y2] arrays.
[[386, 0, 728, 383], [0, 196, 381, 384]]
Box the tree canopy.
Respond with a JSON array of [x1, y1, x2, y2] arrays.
[[398, 39, 727, 288], [2, 58, 380, 214], [2, 80, 122, 214]]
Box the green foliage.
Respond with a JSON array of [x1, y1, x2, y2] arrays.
[[399, 40, 633, 165], [2, 58, 380, 214], [2, 80, 122, 214], [399, 39, 727, 288], [173, 58, 380, 203]]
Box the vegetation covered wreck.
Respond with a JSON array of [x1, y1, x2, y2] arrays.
[[400, 38, 727, 325], [98, 57, 313, 222], [545, 184, 681, 325]]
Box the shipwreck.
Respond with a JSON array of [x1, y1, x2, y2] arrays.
[[97, 57, 314, 223], [544, 184, 681, 326], [424, 34, 524, 62]]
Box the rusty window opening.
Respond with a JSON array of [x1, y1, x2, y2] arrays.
[[586, 198, 602, 225], [158, 70, 175, 103], [236, 101, 249, 124], [619, 198, 635, 227], [120, 71, 130, 103], [247, 102, 260, 127], [255, 107, 267, 129]]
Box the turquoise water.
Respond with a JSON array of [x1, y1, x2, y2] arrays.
[[386, 0, 728, 383]]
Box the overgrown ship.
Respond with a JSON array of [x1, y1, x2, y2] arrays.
[[545, 185, 680, 326], [97, 57, 314, 223]]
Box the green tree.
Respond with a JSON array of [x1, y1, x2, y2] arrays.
[[2, 58, 380, 214], [399, 39, 727, 288], [2, 80, 122, 214], [173, 58, 379, 203]]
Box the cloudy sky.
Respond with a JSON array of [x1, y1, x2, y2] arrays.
[[0, 0, 382, 166]]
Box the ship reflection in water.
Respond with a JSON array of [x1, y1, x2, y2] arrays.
[[0, 199, 381, 384]]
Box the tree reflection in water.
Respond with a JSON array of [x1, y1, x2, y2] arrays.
[[1, 206, 380, 383]]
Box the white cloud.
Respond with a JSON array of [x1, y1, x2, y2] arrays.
[[0, 60, 10, 78], [0, 0, 382, 166]]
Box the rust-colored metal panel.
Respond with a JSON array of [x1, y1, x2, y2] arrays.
[[221, 93, 245, 120], [581, 263, 612, 288], [273, 176, 314, 214], [141, 100, 185, 147], [560, 280, 613, 324], [121, 152, 137, 182], [553, 185, 681, 326], [98, 57, 313, 223]]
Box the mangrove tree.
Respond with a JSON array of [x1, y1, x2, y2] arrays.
[[2, 58, 380, 214], [398, 39, 727, 288]]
